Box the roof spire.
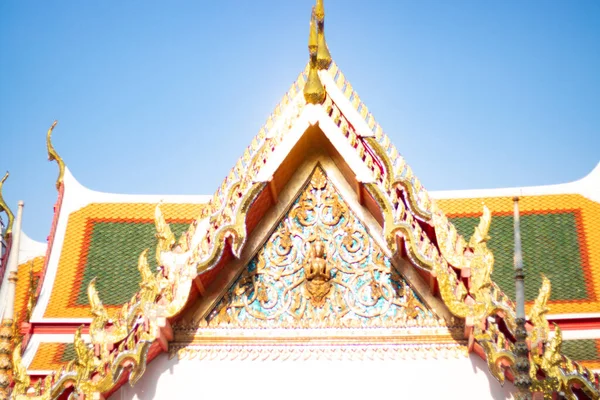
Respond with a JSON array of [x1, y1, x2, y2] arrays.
[[315, 0, 332, 70], [304, 7, 326, 104], [46, 120, 65, 191], [512, 196, 532, 397], [0, 172, 14, 238]]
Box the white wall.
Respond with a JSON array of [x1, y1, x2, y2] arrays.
[[113, 351, 515, 400]]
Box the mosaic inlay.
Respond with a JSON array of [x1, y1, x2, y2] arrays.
[[207, 167, 439, 327]]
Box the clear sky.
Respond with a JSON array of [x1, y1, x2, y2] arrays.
[[1, 0, 599, 242]]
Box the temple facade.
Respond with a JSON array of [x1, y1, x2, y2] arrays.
[[1, 1, 599, 399]]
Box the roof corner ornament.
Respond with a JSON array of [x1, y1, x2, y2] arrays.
[[315, 0, 332, 70], [303, 7, 326, 105], [46, 120, 65, 191], [0, 171, 14, 238]]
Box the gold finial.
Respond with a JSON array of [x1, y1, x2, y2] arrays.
[[46, 120, 65, 191], [315, 0, 325, 21], [0, 171, 14, 237], [309, 8, 318, 53], [315, 0, 332, 70], [304, 8, 326, 105]]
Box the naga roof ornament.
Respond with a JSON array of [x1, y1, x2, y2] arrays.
[[303, 7, 326, 105], [0, 171, 14, 237], [315, 0, 332, 70], [45, 121, 65, 191]]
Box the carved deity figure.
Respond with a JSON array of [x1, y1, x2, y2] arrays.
[[304, 240, 332, 307]]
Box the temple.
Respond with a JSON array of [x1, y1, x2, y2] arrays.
[[1, 1, 600, 399]]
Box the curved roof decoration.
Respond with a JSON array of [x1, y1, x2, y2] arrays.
[[46, 121, 64, 191], [10, 1, 600, 399], [0, 171, 14, 238]]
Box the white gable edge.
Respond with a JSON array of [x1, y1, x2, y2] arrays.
[[430, 161, 600, 203], [255, 105, 375, 185]]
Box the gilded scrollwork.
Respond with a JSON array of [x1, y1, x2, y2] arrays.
[[527, 278, 600, 399], [10, 51, 600, 400], [207, 168, 439, 328], [11, 237, 188, 398], [528, 275, 551, 349], [154, 202, 176, 267], [11, 344, 29, 396], [87, 278, 128, 351]]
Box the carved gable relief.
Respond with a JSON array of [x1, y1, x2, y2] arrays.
[[205, 167, 443, 328]]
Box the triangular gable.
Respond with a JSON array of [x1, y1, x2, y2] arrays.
[[10, 7, 600, 397], [170, 164, 465, 364], [204, 167, 445, 329]]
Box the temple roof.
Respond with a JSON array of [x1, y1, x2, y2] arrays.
[[33, 168, 209, 321], [27, 110, 600, 323], [5, 3, 600, 398], [433, 164, 600, 317]]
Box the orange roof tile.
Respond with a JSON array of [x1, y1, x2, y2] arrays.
[[27, 342, 72, 372], [14, 256, 44, 324], [44, 202, 207, 318], [436, 194, 600, 314]]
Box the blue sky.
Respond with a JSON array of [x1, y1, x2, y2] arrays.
[[1, 0, 599, 241]]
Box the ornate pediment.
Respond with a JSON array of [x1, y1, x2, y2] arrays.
[[204, 167, 443, 329]]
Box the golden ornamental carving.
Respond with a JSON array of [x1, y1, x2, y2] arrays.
[[315, 0, 332, 70], [325, 69, 434, 220], [45, 121, 64, 191], [87, 278, 128, 351], [0, 172, 14, 238], [10, 47, 600, 400], [467, 205, 494, 307], [0, 319, 15, 400], [11, 344, 30, 397], [303, 241, 333, 307], [528, 275, 551, 349], [187, 75, 305, 276], [304, 8, 325, 104], [207, 168, 440, 328], [527, 279, 600, 399], [364, 181, 438, 273], [11, 227, 193, 398], [154, 202, 176, 266]]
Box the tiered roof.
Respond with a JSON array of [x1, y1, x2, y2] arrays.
[[1, 1, 599, 398]]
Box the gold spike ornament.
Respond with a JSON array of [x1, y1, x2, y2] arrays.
[[46, 121, 65, 191], [0, 172, 14, 238], [303, 8, 326, 105], [315, 0, 332, 70]]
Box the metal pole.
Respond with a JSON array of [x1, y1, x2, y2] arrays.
[[513, 197, 531, 399]]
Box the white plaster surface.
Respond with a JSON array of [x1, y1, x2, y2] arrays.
[[256, 105, 374, 185], [17, 231, 47, 264], [113, 352, 515, 400], [430, 161, 600, 203]]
